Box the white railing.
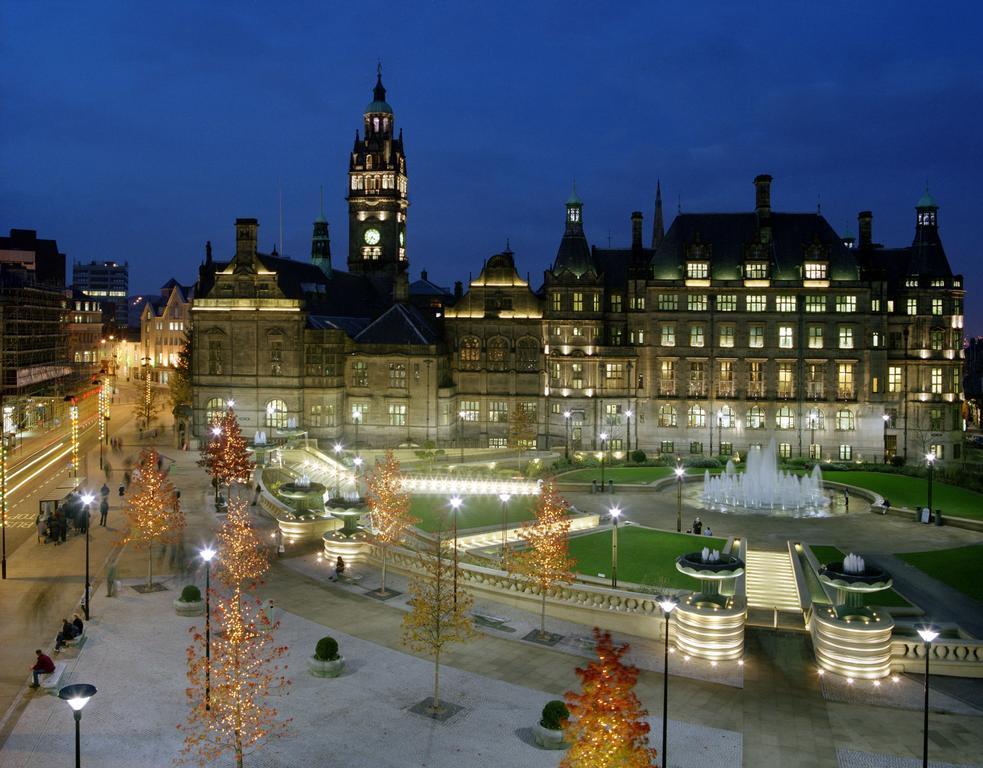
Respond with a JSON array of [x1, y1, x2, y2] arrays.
[[400, 476, 541, 496], [891, 638, 983, 678]]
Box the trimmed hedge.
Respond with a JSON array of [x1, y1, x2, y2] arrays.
[[179, 585, 201, 603], [540, 700, 569, 730], [315, 636, 339, 661]]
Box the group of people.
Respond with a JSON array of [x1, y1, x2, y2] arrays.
[[54, 613, 85, 651], [687, 517, 714, 536], [36, 486, 112, 545]]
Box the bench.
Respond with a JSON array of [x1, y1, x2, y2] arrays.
[[570, 635, 597, 652], [36, 661, 68, 691], [471, 611, 511, 629], [59, 630, 86, 651]]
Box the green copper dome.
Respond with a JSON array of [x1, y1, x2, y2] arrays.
[[916, 188, 938, 208], [566, 185, 582, 207], [366, 69, 393, 114]]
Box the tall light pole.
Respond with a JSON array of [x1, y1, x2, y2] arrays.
[[332, 442, 343, 499], [917, 626, 939, 768], [1, 423, 6, 579], [925, 453, 936, 514], [210, 425, 222, 503], [200, 547, 216, 711], [599, 431, 608, 490], [424, 358, 433, 445], [563, 410, 571, 460], [674, 466, 685, 533], [353, 455, 363, 497], [625, 409, 634, 457], [658, 598, 678, 768], [457, 409, 466, 464], [81, 493, 94, 620], [58, 683, 97, 768], [808, 411, 818, 456], [353, 412, 361, 452], [716, 410, 723, 457], [498, 492, 510, 566], [449, 496, 462, 606], [609, 506, 621, 588], [882, 413, 890, 463]]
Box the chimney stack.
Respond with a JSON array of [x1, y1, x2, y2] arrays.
[[631, 211, 643, 250], [753, 174, 773, 216], [393, 270, 409, 303], [453, 280, 463, 301], [858, 211, 873, 248], [235, 218, 258, 256]]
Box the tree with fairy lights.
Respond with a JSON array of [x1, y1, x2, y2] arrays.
[[561, 628, 657, 768], [366, 450, 418, 596], [507, 479, 575, 638], [179, 500, 290, 767], [198, 407, 255, 499], [120, 448, 184, 589], [401, 529, 476, 715]]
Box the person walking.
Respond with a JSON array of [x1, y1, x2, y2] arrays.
[[30, 650, 55, 688], [99, 497, 109, 526], [118, 483, 125, 500], [36, 513, 46, 544]]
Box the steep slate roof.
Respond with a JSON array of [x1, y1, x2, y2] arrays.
[[592, 245, 655, 289], [552, 228, 597, 278], [354, 302, 440, 345], [651, 212, 859, 282]]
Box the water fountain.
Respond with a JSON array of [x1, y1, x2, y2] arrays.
[[702, 439, 829, 514]]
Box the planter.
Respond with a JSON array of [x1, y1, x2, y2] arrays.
[[308, 655, 345, 678], [533, 721, 568, 750], [174, 598, 205, 617]]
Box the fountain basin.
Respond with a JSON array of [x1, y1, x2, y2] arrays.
[[675, 552, 745, 580], [818, 561, 893, 593], [276, 481, 326, 516]]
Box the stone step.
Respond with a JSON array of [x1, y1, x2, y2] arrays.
[[745, 549, 802, 612]]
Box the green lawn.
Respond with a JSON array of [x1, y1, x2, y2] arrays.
[[409, 494, 537, 533], [899, 545, 983, 603], [807, 545, 911, 607], [558, 466, 717, 484], [567, 527, 725, 589], [825, 471, 983, 520]]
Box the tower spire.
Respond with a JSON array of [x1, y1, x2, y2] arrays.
[[652, 180, 665, 248]]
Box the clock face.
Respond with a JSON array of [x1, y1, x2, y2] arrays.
[[399, 230, 404, 246], [364, 228, 381, 245]]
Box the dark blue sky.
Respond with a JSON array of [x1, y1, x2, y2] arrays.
[[3, 2, 982, 331]]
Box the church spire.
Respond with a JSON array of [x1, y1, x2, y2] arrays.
[[651, 180, 665, 248]]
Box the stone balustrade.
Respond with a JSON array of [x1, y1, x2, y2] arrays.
[[890, 638, 983, 678]]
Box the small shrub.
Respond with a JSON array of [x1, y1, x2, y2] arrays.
[[179, 585, 201, 603], [890, 455, 906, 467], [630, 449, 647, 463], [540, 699, 569, 730], [684, 457, 722, 469], [315, 636, 339, 661]]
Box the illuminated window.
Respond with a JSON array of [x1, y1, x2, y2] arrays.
[[661, 324, 676, 347], [931, 367, 943, 394], [805, 295, 825, 313], [551, 293, 561, 311], [808, 326, 824, 349], [352, 360, 368, 387], [717, 405, 734, 428], [657, 294, 677, 311], [778, 363, 795, 397], [658, 404, 677, 428], [610, 294, 623, 312], [389, 362, 407, 388], [930, 408, 943, 430], [688, 294, 708, 312], [388, 404, 407, 426], [690, 325, 705, 347], [839, 444, 852, 461], [604, 403, 623, 425], [888, 366, 903, 393], [688, 404, 706, 428], [778, 326, 794, 349], [719, 325, 735, 348], [776, 406, 795, 430], [747, 405, 765, 429], [776, 296, 796, 312], [838, 326, 854, 349], [629, 296, 646, 310], [930, 329, 944, 351], [837, 363, 855, 397], [265, 399, 288, 429], [686, 262, 709, 279], [205, 397, 225, 424], [487, 401, 507, 423], [689, 441, 704, 455], [605, 363, 624, 383], [804, 262, 827, 280], [572, 292, 584, 312], [351, 403, 368, 424], [872, 298, 881, 312], [931, 298, 943, 316], [571, 363, 584, 389], [907, 298, 918, 316], [572, 326, 583, 337], [836, 295, 857, 313], [746, 295, 767, 312], [592, 293, 601, 312], [630, 328, 645, 345], [749, 326, 764, 348], [517, 338, 539, 371], [717, 295, 737, 311], [905, 278, 918, 288], [660, 440, 675, 454], [486, 337, 509, 371], [745, 262, 768, 279], [459, 401, 479, 421]]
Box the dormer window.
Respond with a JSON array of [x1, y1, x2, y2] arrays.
[[745, 262, 768, 279], [686, 262, 709, 280], [365, 155, 373, 170], [918, 210, 936, 226], [804, 262, 827, 280]]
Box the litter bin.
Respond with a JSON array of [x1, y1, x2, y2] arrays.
[[934, 509, 943, 526], [607, 479, 614, 494], [591, 480, 597, 494]]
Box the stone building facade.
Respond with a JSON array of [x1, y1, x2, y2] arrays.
[[140, 279, 193, 386], [192, 74, 965, 464]]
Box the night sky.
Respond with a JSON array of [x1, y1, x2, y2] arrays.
[[3, 2, 982, 332]]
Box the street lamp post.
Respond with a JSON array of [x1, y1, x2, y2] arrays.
[[58, 683, 97, 768], [201, 547, 216, 711], [610, 506, 621, 588], [925, 453, 936, 513], [563, 410, 571, 460], [917, 626, 939, 768], [716, 410, 723, 457], [599, 432, 608, 490], [882, 413, 890, 463], [81, 493, 94, 620], [449, 496, 462, 605], [499, 492, 510, 566], [353, 413, 361, 452], [210, 426, 222, 503], [674, 466, 685, 533], [625, 409, 633, 457], [353, 456, 363, 497], [809, 411, 818, 457], [1, 421, 6, 579], [658, 598, 678, 768], [457, 410, 466, 464]]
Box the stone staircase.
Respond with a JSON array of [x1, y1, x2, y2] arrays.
[[745, 548, 802, 619]]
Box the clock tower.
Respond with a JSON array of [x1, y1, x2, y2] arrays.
[[347, 66, 408, 276]]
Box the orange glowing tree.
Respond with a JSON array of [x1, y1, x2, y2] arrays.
[[561, 628, 657, 768], [401, 530, 475, 714], [180, 499, 290, 768], [120, 448, 184, 589], [366, 450, 418, 596], [507, 480, 575, 637], [198, 407, 255, 499]]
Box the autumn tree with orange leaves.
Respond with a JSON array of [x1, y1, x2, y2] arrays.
[[179, 500, 290, 768], [120, 448, 184, 589], [366, 450, 418, 597], [561, 628, 657, 768], [507, 480, 575, 638]]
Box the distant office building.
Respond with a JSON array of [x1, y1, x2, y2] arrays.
[[73, 260, 128, 326], [0, 228, 66, 287]]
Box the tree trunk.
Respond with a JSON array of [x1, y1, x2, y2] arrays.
[[540, 589, 547, 638], [147, 542, 154, 588], [433, 649, 441, 713], [380, 548, 389, 595]]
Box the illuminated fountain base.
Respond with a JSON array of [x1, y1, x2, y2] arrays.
[[673, 547, 747, 661]]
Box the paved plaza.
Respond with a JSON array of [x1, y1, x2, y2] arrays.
[[0, 395, 981, 767]]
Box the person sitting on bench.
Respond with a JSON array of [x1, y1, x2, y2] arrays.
[[71, 613, 84, 636], [54, 618, 78, 651], [30, 649, 55, 687]]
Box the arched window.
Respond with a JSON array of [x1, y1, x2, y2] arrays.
[[717, 405, 734, 429], [688, 404, 705, 428], [372, 117, 380, 132], [806, 410, 825, 430], [835, 408, 855, 431], [747, 405, 765, 429], [460, 336, 480, 370], [265, 399, 288, 429], [776, 406, 795, 430], [517, 337, 539, 372], [205, 397, 225, 424], [487, 337, 509, 372], [658, 405, 677, 428]]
